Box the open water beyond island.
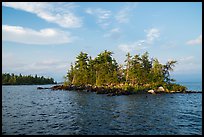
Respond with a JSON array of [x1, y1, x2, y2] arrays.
[[2, 83, 202, 135]]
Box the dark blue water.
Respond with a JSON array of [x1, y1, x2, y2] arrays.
[[2, 83, 202, 135]]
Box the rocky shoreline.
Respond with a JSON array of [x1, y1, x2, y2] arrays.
[[37, 85, 201, 96]]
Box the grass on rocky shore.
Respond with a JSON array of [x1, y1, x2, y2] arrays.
[[39, 83, 187, 96]]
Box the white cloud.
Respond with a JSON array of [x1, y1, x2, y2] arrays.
[[118, 40, 147, 53], [104, 28, 121, 39], [85, 8, 94, 14], [186, 35, 202, 45], [85, 3, 137, 28], [25, 60, 68, 72], [2, 2, 82, 28], [2, 25, 74, 45], [145, 28, 160, 44], [2, 53, 68, 80], [2, 52, 26, 70], [3, 52, 68, 72], [118, 44, 132, 53], [85, 8, 112, 29], [118, 28, 160, 52], [173, 56, 201, 73], [2, 51, 69, 82], [179, 56, 195, 63], [85, 8, 111, 20], [115, 3, 137, 23]]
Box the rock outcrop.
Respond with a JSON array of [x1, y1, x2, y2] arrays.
[[36, 84, 193, 96], [37, 87, 50, 90], [148, 89, 156, 94], [157, 86, 165, 92]]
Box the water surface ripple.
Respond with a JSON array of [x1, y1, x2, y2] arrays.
[[2, 85, 202, 135]]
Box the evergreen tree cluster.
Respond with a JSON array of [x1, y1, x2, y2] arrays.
[[65, 50, 180, 89], [2, 73, 56, 85]]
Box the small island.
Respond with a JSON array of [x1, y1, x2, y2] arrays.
[[45, 50, 188, 96], [2, 73, 57, 85]]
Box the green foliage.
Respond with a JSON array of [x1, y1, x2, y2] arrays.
[[149, 58, 164, 84], [66, 50, 119, 86], [94, 50, 119, 86], [141, 52, 152, 72], [166, 83, 187, 92], [2, 73, 56, 85], [163, 60, 177, 83], [134, 85, 149, 92], [65, 50, 186, 92]]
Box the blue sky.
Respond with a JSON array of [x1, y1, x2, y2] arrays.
[[2, 2, 202, 82]]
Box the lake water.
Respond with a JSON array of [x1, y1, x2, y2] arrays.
[[2, 82, 202, 135]]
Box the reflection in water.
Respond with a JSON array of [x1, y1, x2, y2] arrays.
[[2, 85, 202, 135]]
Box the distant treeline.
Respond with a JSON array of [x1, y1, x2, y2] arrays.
[[2, 73, 57, 85]]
